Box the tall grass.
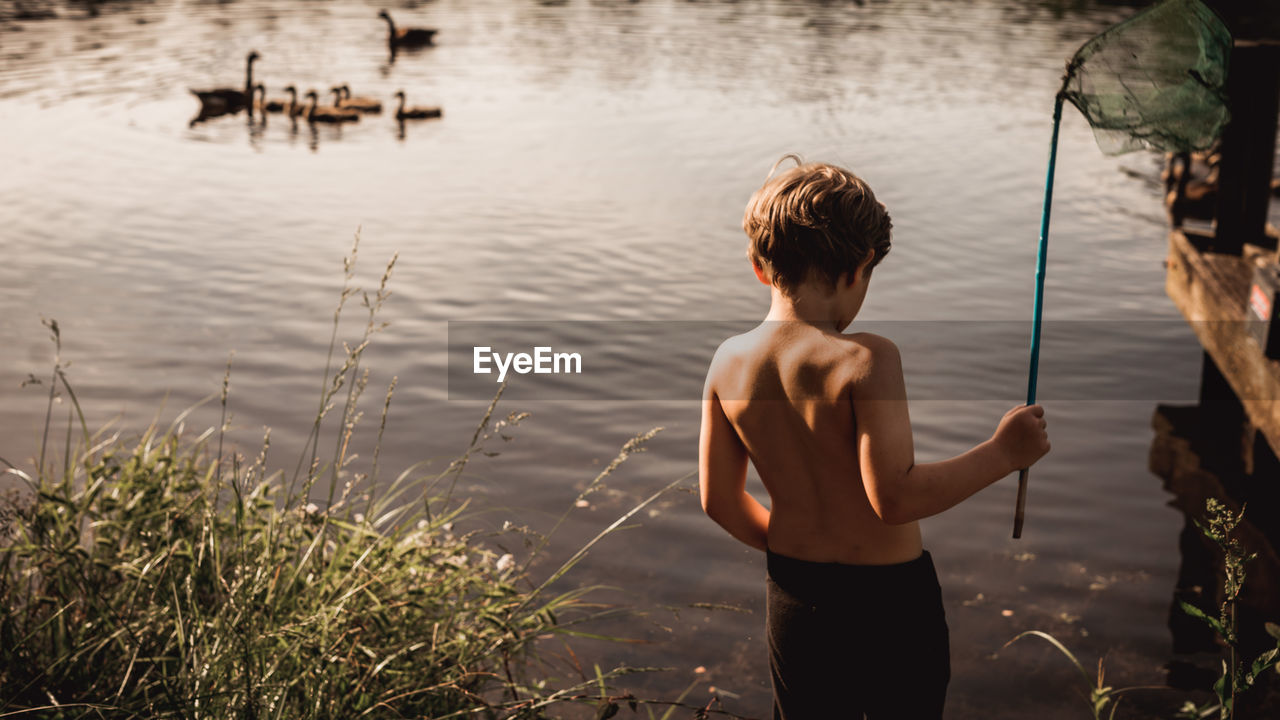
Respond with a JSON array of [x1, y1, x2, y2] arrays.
[[0, 236, 719, 720]]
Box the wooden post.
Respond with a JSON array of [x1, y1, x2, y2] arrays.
[[1197, 350, 1253, 476], [1214, 42, 1280, 254]]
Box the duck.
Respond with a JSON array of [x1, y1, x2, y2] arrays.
[[379, 10, 437, 47], [191, 51, 259, 116], [336, 84, 383, 113], [304, 90, 360, 124], [394, 91, 442, 120]]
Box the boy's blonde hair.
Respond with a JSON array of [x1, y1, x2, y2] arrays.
[[743, 158, 892, 295]]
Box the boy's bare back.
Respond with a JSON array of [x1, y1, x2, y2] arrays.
[[707, 322, 922, 565]]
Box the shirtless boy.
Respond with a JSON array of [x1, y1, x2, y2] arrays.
[[698, 159, 1051, 719]]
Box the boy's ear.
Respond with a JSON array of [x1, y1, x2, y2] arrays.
[[752, 262, 772, 286], [849, 250, 877, 285]]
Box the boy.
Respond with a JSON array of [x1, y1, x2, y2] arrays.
[[698, 159, 1051, 719]]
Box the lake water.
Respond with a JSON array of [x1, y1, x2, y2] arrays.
[[0, 0, 1258, 717]]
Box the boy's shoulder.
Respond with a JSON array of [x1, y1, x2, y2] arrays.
[[707, 329, 757, 363], [838, 331, 904, 395], [842, 331, 901, 374], [840, 330, 898, 357]]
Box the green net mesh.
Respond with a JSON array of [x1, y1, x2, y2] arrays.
[[1060, 0, 1232, 155]]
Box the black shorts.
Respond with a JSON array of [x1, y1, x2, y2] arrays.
[[766, 549, 950, 720]]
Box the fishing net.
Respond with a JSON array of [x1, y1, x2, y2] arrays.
[[1013, 0, 1233, 538], [1059, 0, 1232, 155]]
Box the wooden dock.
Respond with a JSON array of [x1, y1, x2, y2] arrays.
[[1148, 8, 1280, 710]]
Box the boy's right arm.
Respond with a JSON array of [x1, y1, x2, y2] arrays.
[[851, 335, 1050, 525], [698, 347, 770, 552]]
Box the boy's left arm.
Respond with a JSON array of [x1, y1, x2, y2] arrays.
[[699, 377, 770, 552]]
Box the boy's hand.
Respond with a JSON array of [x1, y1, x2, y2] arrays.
[[991, 404, 1050, 472]]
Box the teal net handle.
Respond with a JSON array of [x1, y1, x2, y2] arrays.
[[1013, 93, 1064, 540]]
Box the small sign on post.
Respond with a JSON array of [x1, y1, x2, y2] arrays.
[[1247, 262, 1280, 359]]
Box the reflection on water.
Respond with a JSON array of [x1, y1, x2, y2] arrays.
[[0, 1, 1241, 717]]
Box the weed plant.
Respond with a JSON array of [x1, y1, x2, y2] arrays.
[[1006, 499, 1280, 720], [0, 236, 727, 720], [1173, 499, 1280, 720]]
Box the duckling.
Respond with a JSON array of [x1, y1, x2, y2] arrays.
[[304, 90, 360, 124], [394, 91, 442, 120], [379, 10, 437, 47], [191, 51, 259, 116], [256, 84, 291, 113], [337, 84, 383, 113], [283, 85, 307, 118]]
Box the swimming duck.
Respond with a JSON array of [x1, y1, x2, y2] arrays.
[[280, 85, 307, 118], [336, 85, 383, 113], [394, 91, 442, 119], [304, 90, 360, 123], [379, 10, 437, 47], [256, 84, 292, 113], [191, 51, 259, 115]]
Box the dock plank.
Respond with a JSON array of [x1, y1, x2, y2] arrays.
[[1166, 229, 1280, 458]]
